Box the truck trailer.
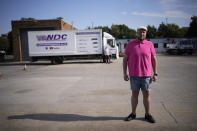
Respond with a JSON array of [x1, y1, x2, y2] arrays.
[[28, 29, 119, 64]]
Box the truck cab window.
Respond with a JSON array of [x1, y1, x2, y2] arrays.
[[107, 39, 115, 48]]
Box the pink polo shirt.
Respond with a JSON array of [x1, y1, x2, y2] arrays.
[[125, 39, 156, 77]]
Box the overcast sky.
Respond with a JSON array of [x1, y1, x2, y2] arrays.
[[0, 0, 197, 35]]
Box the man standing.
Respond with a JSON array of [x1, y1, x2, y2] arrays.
[[104, 46, 110, 64], [123, 26, 157, 123]]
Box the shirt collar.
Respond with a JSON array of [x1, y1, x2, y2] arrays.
[[136, 39, 147, 44]]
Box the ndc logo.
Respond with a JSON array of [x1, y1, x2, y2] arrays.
[[36, 34, 67, 41]]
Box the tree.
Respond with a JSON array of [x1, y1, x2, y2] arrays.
[[127, 28, 136, 38], [56, 17, 63, 20], [146, 25, 157, 38], [7, 31, 13, 54], [94, 24, 136, 39], [119, 24, 136, 39], [187, 16, 197, 37], [166, 24, 180, 37], [157, 22, 168, 37], [94, 26, 111, 34], [111, 24, 121, 39], [110, 24, 136, 39], [0, 37, 9, 51], [157, 22, 181, 38], [20, 17, 35, 21], [178, 27, 188, 38]]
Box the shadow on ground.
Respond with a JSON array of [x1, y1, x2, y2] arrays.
[[8, 113, 125, 122]]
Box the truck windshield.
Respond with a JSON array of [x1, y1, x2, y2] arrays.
[[107, 39, 115, 48]]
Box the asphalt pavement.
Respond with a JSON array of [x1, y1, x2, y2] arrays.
[[0, 54, 197, 131]]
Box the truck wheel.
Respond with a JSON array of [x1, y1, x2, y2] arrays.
[[31, 57, 38, 62], [102, 55, 106, 63], [167, 50, 172, 55], [177, 50, 182, 55], [51, 57, 57, 65], [55, 56, 63, 64], [188, 50, 193, 55]]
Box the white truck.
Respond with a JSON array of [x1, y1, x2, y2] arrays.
[[166, 39, 194, 55], [28, 29, 119, 64]]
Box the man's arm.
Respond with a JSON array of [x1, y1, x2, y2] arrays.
[[151, 56, 157, 81], [123, 55, 129, 81]]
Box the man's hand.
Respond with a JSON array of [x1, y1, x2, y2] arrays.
[[124, 74, 129, 81], [151, 56, 157, 82], [123, 55, 129, 81], [152, 75, 157, 82]]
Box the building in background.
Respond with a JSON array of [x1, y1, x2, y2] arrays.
[[116, 38, 197, 54], [12, 19, 76, 61]]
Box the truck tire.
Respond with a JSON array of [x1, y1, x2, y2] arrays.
[[167, 50, 172, 55], [31, 57, 38, 62], [102, 55, 106, 63], [58, 56, 63, 64], [188, 50, 193, 55], [55, 56, 63, 64], [51, 57, 57, 65], [51, 57, 63, 64], [177, 50, 183, 55]]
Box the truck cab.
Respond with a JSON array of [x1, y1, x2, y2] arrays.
[[166, 39, 194, 55], [103, 32, 119, 59]]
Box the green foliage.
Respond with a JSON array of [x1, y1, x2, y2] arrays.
[[147, 25, 157, 38], [111, 25, 120, 38], [166, 24, 180, 37], [20, 17, 35, 21], [7, 31, 13, 54], [56, 17, 63, 20], [94, 24, 136, 39], [127, 29, 136, 39], [157, 22, 168, 37], [178, 28, 188, 38], [187, 16, 197, 37], [94, 22, 189, 39], [153, 22, 187, 38], [0, 37, 9, 51], [94, 26, 111, 34]]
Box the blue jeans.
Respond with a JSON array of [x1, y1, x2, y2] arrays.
[[130, 76, 152, 91]]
